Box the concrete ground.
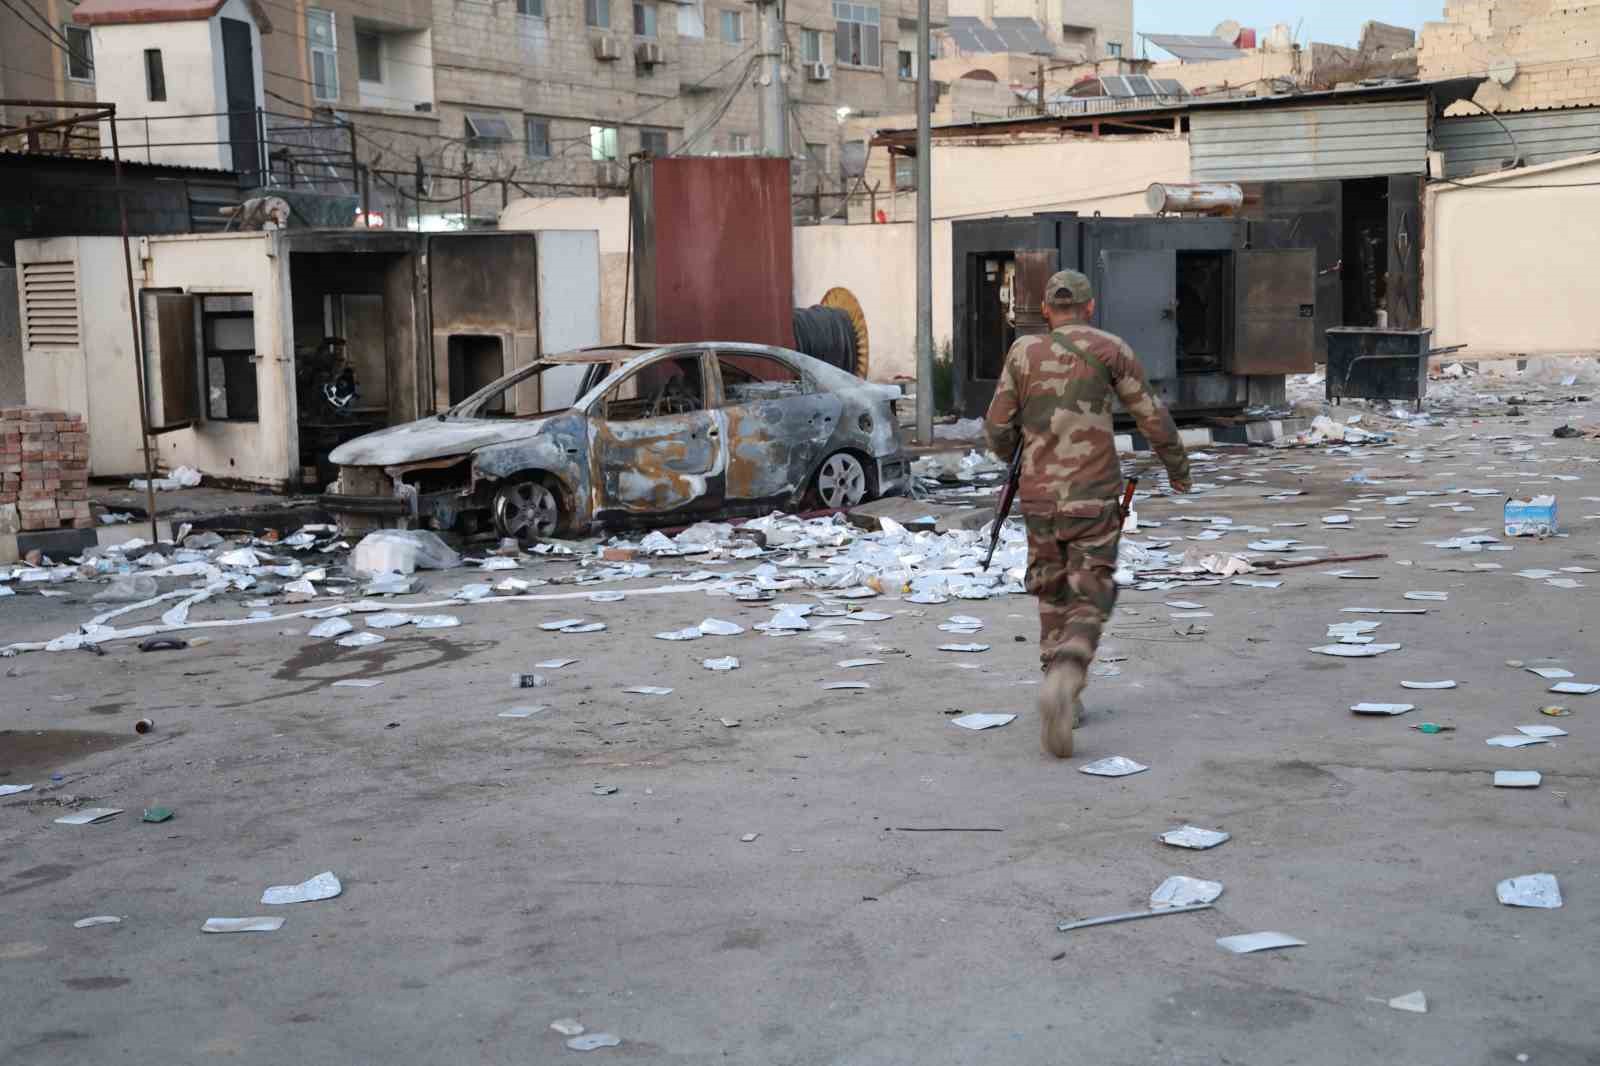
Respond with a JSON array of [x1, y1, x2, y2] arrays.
[[2, 394, 1598, 1065]]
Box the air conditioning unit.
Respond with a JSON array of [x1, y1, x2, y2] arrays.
[[592, 34, 622, 60], [635, 41, 664, 66], [594, 160, 626, 187], [805, 62, 832, 82]]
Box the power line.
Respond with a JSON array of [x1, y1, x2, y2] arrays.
[[0, 0, 92, 72]]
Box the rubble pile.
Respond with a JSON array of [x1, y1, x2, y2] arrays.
[[1, 406, 92, 532]]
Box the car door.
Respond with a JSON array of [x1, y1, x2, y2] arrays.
[[590, 351, 726, 520], [713, 348, 842, 504]]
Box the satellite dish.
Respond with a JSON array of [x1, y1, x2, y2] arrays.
[[1213, 19, 1241, 44], [1489, 59, 1518, 86]]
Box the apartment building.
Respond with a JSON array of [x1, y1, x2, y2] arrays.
[[1421, 0, 1600, 113], [2, 0, 946, 222]]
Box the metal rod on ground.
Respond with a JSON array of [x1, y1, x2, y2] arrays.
[[1057, 903, 1213, 932], [110, 108, 162, 545], [1261, 552, 1388, 571], [913, 0, 932, 444]]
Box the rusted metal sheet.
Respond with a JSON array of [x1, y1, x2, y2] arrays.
[[633, 158, 795, 349]]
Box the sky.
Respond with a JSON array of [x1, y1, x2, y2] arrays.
[[1133, 1, 1446, 52]]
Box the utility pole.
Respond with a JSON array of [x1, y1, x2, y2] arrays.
[[755, 0, 788, 157], [913, 0, 933, 443]]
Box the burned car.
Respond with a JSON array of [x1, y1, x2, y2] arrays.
[[324, 342, 910, 541]]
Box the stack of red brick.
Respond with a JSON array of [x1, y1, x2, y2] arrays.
[[1, 407, 93, 531]]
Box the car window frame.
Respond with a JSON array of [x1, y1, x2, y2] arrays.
[[588, 349, 715, 423], [711, 348, 811, 407]]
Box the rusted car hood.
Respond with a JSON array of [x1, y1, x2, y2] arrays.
[[329, 417, 558, 466]]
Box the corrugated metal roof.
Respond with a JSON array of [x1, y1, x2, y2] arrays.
[[1141, 33, 1247, 62], [1190, 100, 1429, 181], [1436, 105, 1600, 178]]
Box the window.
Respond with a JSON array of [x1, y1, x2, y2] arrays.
[[603, 355, 705, 421], [893, 155, 915, 190], [1106, 41, 1123, 57], [833, 2, 879, 67], [356, 29, 382, 82], [464, 112, 513, 147], [801, 28, 821, 62], [63, 24, 93, 81], [728, 132, 749, 153], [677, 0, 704, 37], [523, 116, 551, 158], [897, 47, 912, 79], [718, 8, 742, 41], [517, 0, 543, 14], [201, 295, 258, 422], [590, 124, 619, 161], [639, 128, 669, 156], [586, 0, 609, 28], [634, 0, 656, 36], [718, 353, 804, 403], [144, 49, 166, 101], [307, 9, 339, 101]]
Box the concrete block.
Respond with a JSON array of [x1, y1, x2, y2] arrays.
[[0, 502, 15, 535]]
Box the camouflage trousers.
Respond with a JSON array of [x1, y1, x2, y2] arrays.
[[1023, 505, 1123, 671]]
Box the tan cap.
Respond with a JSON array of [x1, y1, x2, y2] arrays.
[[1044, 269, 1094, 306]]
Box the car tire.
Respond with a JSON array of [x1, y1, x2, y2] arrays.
[[492, 476, 563, 544], [811, 451, 872, 510]]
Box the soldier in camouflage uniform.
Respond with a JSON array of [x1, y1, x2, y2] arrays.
[[984, 270, 1192, 758]]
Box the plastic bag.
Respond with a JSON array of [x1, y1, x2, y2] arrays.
[[350, 530, 461, 576]]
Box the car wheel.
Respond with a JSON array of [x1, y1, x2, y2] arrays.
[[493, 477, 562, 543], [813, 451, 871, 509]]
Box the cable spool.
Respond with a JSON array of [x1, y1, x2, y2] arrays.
[[792, 286, 870, 378]]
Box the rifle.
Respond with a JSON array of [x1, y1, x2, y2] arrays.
[[981, 443, 1024, 571]]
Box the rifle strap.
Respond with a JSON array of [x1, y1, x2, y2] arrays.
[[1050, 328, 1115, 394]]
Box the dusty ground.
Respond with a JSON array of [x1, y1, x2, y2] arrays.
[[3, 392, 1599, 1065]]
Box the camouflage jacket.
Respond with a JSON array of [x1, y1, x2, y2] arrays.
[[983, 324, 1190, 517]]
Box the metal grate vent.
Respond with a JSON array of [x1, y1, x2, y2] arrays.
[[20, 260, 80, 348]]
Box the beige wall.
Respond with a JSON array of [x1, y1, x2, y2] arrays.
[[1424, 153, 1600, 356], [1421, 0, 1600, 114], [1148, 50, 1301, 95], [498, 196, 632, 344], [854, 132, 1189, 222]]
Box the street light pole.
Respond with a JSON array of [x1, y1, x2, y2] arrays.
[[756, 0, 789, 157], [914, 0, 933, 444]]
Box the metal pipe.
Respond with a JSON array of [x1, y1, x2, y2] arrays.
[[1145, 182, 1244, 215], [1460, 98, 1524, 170], [913, 0, 932, 444], [110, 109, 162, 546], [1057, 903, 1213, 932]]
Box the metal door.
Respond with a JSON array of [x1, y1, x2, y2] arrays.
[[1096, 249, 1177, 380], [140, 291, 197, 430], [1387, 175, 1422, 329], [1246, 180, 1342, 346], [1232, 249, 1318, 375], [220, 19, 260, 184], [592, 352, 725, 519]]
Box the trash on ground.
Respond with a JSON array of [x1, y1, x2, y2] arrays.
[[1549, 682, 1599, 695], [141, 806, 173, 822], [740, 833, 760, 843], [1311, 643, 1402, 657], [73, 915, 122, 928], [566, 1033, 622, 1051], [498, 706, 548, 718], [550, 1019, 585, 1036], [1504, 496, 1557, 538], [1403, 591, 1449, 601], [1401, 680, 1457, 690], [623, 686, 672, 695], [824, 681, 871, 690], [1058, 903, 1213, 931], [413, 615, 461, 629], [535, 658, 578, 670], [54, 808, 123, 825], [1160, 826, 1230, 849], [1080, 756, 1148, 777], [261, 871, 342, 905], [703, 656, 740, 671], [1497, 873, 1562, 909], [1540, 705, 1572, 717], [592, 784, 618, 796], [331, 679, 384, 689], [336, 632, 385, 648], [837, 658, 884, 668], [1487, 735, 1548, 748], [939, 643, 990, 653], [1388, 991, 1428, 1014], [512, 673, 548, 689], [0, 784, 35, 797], [951, 713, 1015, 730], [1352, 702, 1415, 716], [1151, 876, 1223, 909], [720, 717, 740, 727], [1216, 931, 1307, 954], [309, 618, 354, 639], [1494, 771, 1542, 788], [698, 618, 744, 636], [202, 917, 285, 933], [351, 529, 461, 575], [1527, 666, 1575, 680], [1516, 724, 1568, 738], [655, 627, 703, 641], [1411, 723, 1456, 734]]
